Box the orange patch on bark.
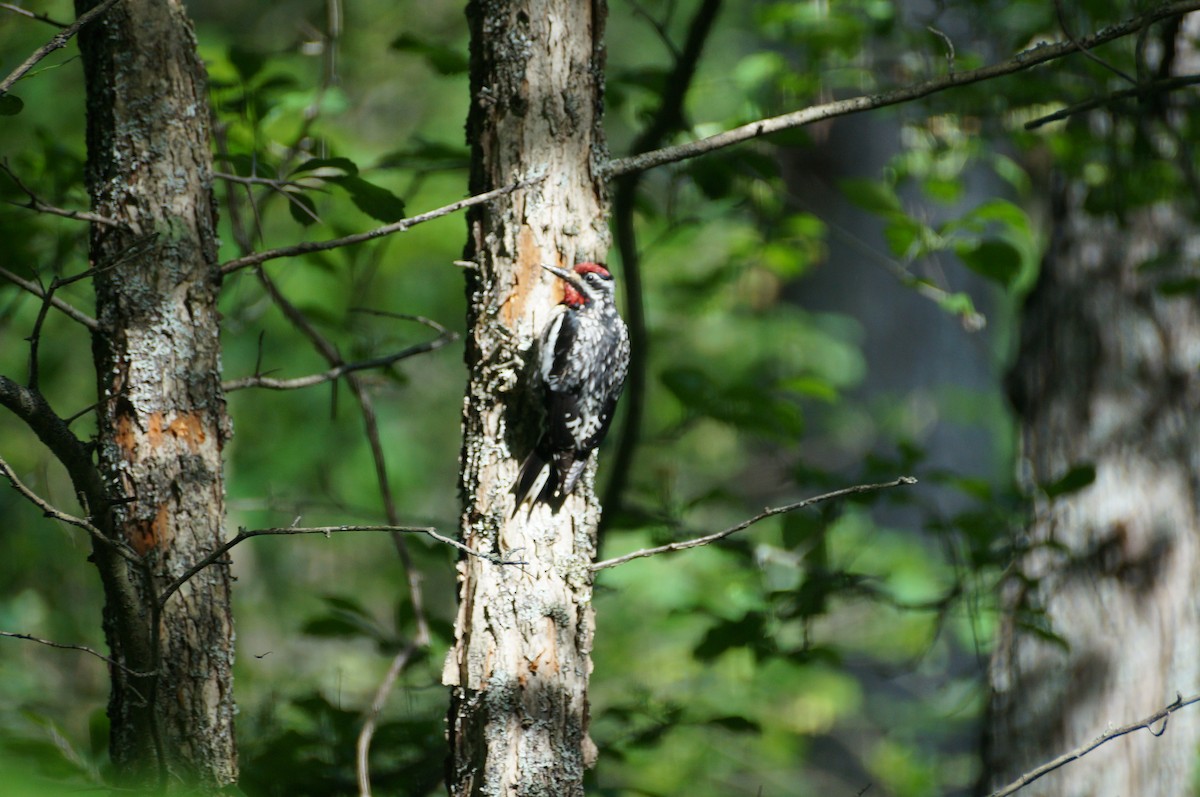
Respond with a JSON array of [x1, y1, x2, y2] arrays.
[[146, 411, 164, 448], [168, 412, 207, 451], [129, 504, 172, 555], [503, 225, 544, 328], [120, 411, 208, 455], [115, 411, 139, 455]]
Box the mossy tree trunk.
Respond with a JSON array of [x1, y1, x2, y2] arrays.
[[443, 0, 610, 794], [76, 0, 236, 787]]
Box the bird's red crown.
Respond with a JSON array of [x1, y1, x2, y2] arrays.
[[560, 262, 610, 308]]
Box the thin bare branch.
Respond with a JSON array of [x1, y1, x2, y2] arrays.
[[157, 525, 421, 610], [0, 265, 98, 329], [0, 3, 69, 27], [592, 477, 917, 572], [212, 171, 327, 225], [926, 26, 956, 71], [356, 641, 420, 797], [213, 171, 308, 189], [222, 329, 457, 392], [220, 314, 453, 396], [987, 693, 1200, 797], [1054, 0, 1137, 85], [0, 0, 121, 96], [2, 162, 125, 227], [24, 267, 99, 389], [1024, 73, 1200, 129], [219, 172, 546, 274], [0, 376, 112, 535], [604, 1, 1200, 178], [157, 524, 517, 611], [0, 631, 154, 677], [212, 123, 261, 254], [627, 0, 682, 59], [0, 454, 139, 563]]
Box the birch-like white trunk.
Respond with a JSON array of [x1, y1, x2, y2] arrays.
[[984, 56, 1200, 791]]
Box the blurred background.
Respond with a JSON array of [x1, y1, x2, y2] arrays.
[[0, 0, 1083, 794]]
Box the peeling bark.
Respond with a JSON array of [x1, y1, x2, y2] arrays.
[[76, 0, 235, 786], [444, 0, 609, 794]]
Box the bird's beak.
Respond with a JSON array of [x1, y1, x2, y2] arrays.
[[541, 263, 580, 286]]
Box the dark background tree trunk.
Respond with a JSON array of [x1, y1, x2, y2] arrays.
[[76, 0, 236, 786], [442, 0, 610, 794]]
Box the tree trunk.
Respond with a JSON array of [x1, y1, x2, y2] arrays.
[[76, 0, 236, 787], [983, 85, 1200, 797], [443, 0, 609, 794]]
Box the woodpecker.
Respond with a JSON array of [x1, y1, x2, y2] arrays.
[[514, 262, 630, 508]]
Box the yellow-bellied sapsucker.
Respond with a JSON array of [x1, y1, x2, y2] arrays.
[[514, 262, 630, 508]]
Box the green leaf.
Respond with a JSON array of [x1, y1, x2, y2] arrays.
[[968, 198, 1032, 232], [0, 94, 24, 116], [290, 156, 359, 178], [376, 140, 470, 171], [781, 511, 825, 550], [286, 192, 320, 226], [390, 33, 468, 75], [228, 45, 266, 81], [661, 366, 804, 438], [338, 176, 406, 223], [957, 238, 1022, 286], [302, 595, 387, 641], [840, 178, 901, 214], [1041, 463, 1096, 499], [301, 616, 366, 638], [214, 152, 265, 177], [922, 176, 962, 203], [1017, 613, 1070, 651], [1157, 277, 1200, 297], [706, 715, 761, 733], [320, 594, 372, 616], [934, 289, 977, 320], [688, 157, 735, 199], [883, 215, 927, 258], [778, 375, 838, 403], [695, 612, 768, 660]]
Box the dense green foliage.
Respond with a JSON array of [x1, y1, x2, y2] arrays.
[[2, 0, 1186, 794]]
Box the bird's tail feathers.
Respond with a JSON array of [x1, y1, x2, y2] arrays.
[[515, 447, 590, 514], [512, 448, 548, 514], [559, 455, 589, 497]]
